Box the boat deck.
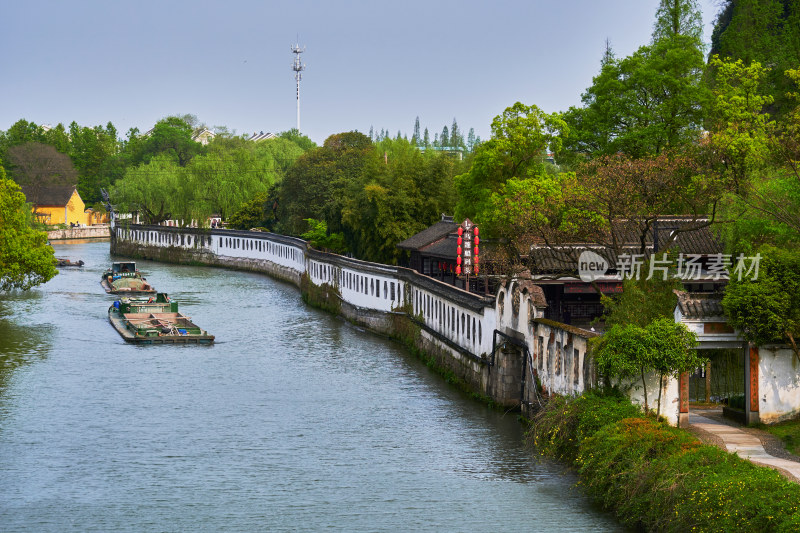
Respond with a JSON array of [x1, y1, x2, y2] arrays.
[[109, 308, 214, 344]]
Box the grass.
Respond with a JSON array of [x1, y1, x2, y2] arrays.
[[761, 417, 800, 456]]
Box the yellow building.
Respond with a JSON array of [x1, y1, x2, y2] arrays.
[[22, 185, 108, 226]]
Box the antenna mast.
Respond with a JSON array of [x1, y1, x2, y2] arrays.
[[291, 42, 306, 132]]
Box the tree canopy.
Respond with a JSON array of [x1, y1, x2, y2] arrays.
[[0, 162, 57, 292], [594, 318, 702, 416], [723, 245, 800, 362], [561, 0, 707, 159]]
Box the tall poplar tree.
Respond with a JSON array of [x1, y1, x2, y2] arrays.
[[450, 118, 462, 148], [440, 126, 449, 148], [412, 117, 421, 146]]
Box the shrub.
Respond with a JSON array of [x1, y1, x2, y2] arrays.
[[527, 389, 642, 462], [530, 392, 800, 531]]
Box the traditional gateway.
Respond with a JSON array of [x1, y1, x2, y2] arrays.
[[109, 222, 800, 426], [108, 293, 214, 344]]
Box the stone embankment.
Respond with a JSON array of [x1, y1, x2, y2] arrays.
[[48, 224, 110, 240]]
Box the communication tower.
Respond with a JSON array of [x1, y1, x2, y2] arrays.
[[291, 43, 306, 132]]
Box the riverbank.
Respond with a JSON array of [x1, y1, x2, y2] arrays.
[[528, 392, 800, 532], [48, 224, 110, 240]]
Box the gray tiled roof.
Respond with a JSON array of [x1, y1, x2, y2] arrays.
[[675, 290, 725, 319], [21, 185, 77, 206], [396, 220, 460, 251]]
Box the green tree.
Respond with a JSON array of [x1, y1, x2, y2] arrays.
[[594, 318, 701, 416], [710, 0, 800, 118], [652, 0, 703, 42], [412, 116, 421, 146], [69, 121, 120, 204], [42, 123, 71, 154], [279, 128, 317, 151], [0, 162, 57, 292], [227, 189, 279, 230], [600, 268, 681, 330], [723, 245, 800, 363], [466, 128, 476, 153], [136, 116, 204, 167], [561, 0, 707, 159], [111, 155, 183, 224], [450, 118, 462, 148], [0, 119, 45, 162], [454, 102, 566, 226], [300, 218, 346, 254], [705, 55, 774, 193], [440, 125, 449, 147], [184, 144, 275, 220], [278, 131, 381, 237]]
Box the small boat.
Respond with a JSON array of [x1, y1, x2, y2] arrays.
[[108, 293, 214, 344], [56, 258, 84, 267], [101, 261, 156, 294]]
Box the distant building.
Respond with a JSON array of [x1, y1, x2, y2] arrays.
[[191, 128, 215, 145], [247, 131, 277, 142], [21, 185, 107, 226], [417, 146, 464, 160]]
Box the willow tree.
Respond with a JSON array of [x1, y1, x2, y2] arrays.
[[110, 155, 183, 224], [185, 146, 275, 221]]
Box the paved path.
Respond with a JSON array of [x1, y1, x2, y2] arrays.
[[690, 412, 800, 481]]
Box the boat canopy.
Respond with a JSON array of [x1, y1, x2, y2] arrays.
[[111, 262, 137, 273]]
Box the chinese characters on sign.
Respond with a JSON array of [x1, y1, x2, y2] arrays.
[[613, 253, 761, 281], [456, 219, 479, 276]]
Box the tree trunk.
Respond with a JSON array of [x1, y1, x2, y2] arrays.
[[786, 331, 800, 366], [641, 368, 649, 414], [657, 373, 663, 417]]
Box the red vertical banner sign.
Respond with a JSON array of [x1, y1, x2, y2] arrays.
[[473, 226, 479, 275], [679, 372, 689, 414], [457, 219, 479, 284], [749, 346, 759, 412]]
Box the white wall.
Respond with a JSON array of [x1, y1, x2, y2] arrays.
[[758, 347, 800, 424]]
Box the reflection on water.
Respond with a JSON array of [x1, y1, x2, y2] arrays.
[[0, 240, 623, 532]]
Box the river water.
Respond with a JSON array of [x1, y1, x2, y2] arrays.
[[0, 240, 622, 532]]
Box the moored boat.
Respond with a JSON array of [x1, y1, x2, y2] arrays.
[[56, 258, 85, 267], [108, 294, 214, 344], [101, 261, 156, 294]]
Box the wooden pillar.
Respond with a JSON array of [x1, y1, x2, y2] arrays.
[[745, 345, 760, 425], [678, 371, 690, 427], [705, 361, 711, 404]]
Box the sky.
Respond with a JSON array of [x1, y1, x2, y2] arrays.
[[2, 0, 724, 146]]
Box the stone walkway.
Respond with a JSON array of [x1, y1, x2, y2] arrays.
[[690, 412, 800, 481]]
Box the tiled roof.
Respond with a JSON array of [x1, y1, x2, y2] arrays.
[[527, 219, 724, 272], [675, 290, 726, 319], [21, 185, 76, 206], [397, 216, 723, 270], [247, 132, 277, 141], [396, 218, 460, 251]]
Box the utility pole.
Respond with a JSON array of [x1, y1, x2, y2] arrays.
[[291, 42, 306, 132]]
